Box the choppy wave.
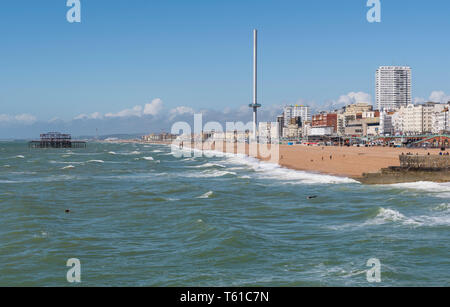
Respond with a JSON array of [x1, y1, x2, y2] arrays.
[[387, 181, 450, 199], [365, 208, 422, 226], [389, 181, 450, 193], [61, 165, 76, 170], [185, 170, 237, 178], [50, 161, 85, 165], [190, 163, 226, 169], [177, 147, 358, 185], [224, 154, 358, 185], [87, 160, 105, 163], [332, 206, 450, 230], [197, 191, 214, 199]]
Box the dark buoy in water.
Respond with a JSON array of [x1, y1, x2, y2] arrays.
[[307, 196, 318, 200], [65, 209, 71, 213]]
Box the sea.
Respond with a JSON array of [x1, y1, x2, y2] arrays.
[[0, 141, 449, 286]]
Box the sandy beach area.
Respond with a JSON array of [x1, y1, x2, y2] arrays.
[[181, 141, 445, 179], [277, 145, 443, 178]]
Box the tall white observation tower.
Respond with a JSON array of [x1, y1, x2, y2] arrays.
[[249, 29, 261, 141]]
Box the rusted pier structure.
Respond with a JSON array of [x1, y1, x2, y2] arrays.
[[29, 132, 86, 149]]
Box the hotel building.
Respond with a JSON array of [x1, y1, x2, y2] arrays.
[[376, 66, 412, 111]]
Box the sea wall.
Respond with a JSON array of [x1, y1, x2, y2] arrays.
[[359, 155, 450, 184], [400, 155, 450, 169]]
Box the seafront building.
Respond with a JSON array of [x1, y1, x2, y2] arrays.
[[379, 110, 395, 136], [283, 105, 311, 127], [142, 133, 178, 142], [376, 66, 412, 111], [432, 105, 450, 134]]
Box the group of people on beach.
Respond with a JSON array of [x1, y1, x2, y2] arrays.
[[402, 151, 449, 156]]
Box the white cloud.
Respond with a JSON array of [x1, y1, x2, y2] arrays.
[[310, 91, 372, 112], [429, 91, 450, 104], [337, 92, 372, 105], [74, 112, 103, 120], [105, 105, 143, 118], [103, 98, 164, 118], [0, 113, 37, 125], [169, 106, 195, 120], [143, 98, 163, 116]]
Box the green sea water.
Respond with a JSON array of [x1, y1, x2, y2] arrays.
[[0, 141, 448, 286]]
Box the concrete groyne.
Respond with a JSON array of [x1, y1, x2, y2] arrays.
[[399, 155, 449, 169], [359, 155, 450, 184]]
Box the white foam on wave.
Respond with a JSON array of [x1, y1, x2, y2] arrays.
[[177, 147, 358, 185], [87, 160, 104, 163], [190, 162, 226, 169], [365, 208, 422, 226], [197, 191, 214, 199], [224, 153, 358, 185], [185, 170, 237, 178], [50, 161, 85, 165], [0, 180, 16, 183], [142, 157, 154, 161], [364, 207, 450, 228], [386, 181, 450, 199], [152, 150, 163, 153], [434, 203, 450, 211], [14, 155, 25, 159], [61, 165, 75, 170], [110, 151, 141, 156]]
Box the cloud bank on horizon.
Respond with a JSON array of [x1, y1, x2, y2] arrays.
[[1, 91, 449, 139]]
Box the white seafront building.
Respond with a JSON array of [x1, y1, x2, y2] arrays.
[[390, 102, 449, 135], [283, 105, 311, 127], [432, 105, 450, 134], [376, 66, 412, 111]]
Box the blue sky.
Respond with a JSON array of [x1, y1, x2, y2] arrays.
[[1, 0, 450, 137]]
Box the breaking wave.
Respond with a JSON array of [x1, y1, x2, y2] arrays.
[[185, 170, 237, 178], [223, 153, 358, 185], [365, 208, 422, 226], [387, 181, 450, 199], [197, 191, 214, 199], [61, 165, 76, 170]]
